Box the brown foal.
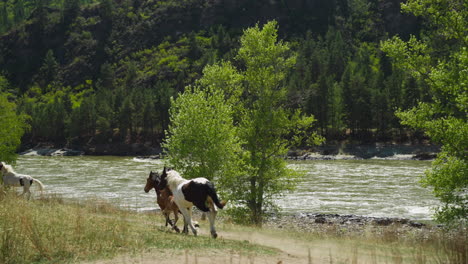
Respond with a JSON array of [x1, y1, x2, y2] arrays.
[[144, 171, 180, 233]]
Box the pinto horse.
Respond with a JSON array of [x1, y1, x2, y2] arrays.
[[157, 167, 226, 238], [0, 162, 44, 199], [144, 171, 180, 232]]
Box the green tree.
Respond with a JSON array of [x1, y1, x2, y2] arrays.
[[70, 93, 97, 138], [0, 78, 29, 163], [164, 21, 323, 225], [14, 0, 25, 24], [164, 83, 242, 183], [381, 0, 467, 224], [342, 43, 380, 136], [94, 88, 114, 141], [0, 2, 10, 34], [118, 95, 134, 141], [63, 0, 80, 25], [235, 21, 323, 224], [327, 81, 345, 137], [37, 49, 59, 89]]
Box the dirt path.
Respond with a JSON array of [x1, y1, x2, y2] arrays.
[[83, 225, 370, 264]]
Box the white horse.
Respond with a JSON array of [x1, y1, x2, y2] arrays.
[[0, 162, 44, 199], [158, 167, 226, 238]]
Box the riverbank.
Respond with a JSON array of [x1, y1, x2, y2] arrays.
[[1, 191, 464, 264], [264, 212, 432, 232], [88, 207, 467, 264], [19, 142, 440, 160]]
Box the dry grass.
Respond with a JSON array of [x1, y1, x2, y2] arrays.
[[213, 213, 467, 264], [287, 224, 466, 263], [0, 191, 274, 264], [0, 189, 465, 264]]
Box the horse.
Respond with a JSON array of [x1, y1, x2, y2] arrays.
[[157, 167, 226, 238], [0, 162, 44, 199], [144, 171, 180, 233]]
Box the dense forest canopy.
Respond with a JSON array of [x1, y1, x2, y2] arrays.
[[0, 0, 428, 152]]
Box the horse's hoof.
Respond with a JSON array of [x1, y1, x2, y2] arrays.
[[211, 232, 218, 239]]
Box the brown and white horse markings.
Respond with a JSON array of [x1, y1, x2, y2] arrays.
[[158, 167, 226, 238]]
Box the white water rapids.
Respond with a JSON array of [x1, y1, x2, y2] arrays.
[[14, 155, 437, 221]]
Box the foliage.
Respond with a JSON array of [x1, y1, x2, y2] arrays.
[[0, 0, 432, 148], [381, 0, 467, 224], [234, 21, 323, 224], [164, 83, 242, 182], [164, 21, 323, 225], [0, 77, 29, 164]]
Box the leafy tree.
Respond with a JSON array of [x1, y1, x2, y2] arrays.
[[381, 0, 467, 224], [164, 82, 242, 183], [235, 21, 323, 224], [164, 21, 323, 225], [0, 77, 29, 164]]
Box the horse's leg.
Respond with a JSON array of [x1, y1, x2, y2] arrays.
[[163, 209, 179, 232], [19, 186, 27, 197], [178, 207, 190, 235], [179, 207, 197, 236], [207, 202, 218, 238], [164, 211, 173, 227], [186, 207, 197, 236], [172, 209, 180, 233], [25, 184, 32, 200]]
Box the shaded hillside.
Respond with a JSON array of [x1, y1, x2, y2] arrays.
[[0, 0, 427, 153], [0, 0, 419, 90]]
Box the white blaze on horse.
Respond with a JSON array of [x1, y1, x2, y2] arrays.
[[0, 162, 44, 199], [158, 167, 226, 238]]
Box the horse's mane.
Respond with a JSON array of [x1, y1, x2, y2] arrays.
[[0, 162, 15, 173], [166, 170, 185, 189], [150, 172, 159, 181]]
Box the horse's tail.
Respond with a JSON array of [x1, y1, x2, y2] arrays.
[[33, 178, 44, 191], [207, 182, 226, 209]]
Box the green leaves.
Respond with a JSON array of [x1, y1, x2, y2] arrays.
[[164, 21, 323, 225], [380, 35, 432, 80], [0, 90, 29, 164], [164, 85, 242, 183], [383, 0, 468, 224]]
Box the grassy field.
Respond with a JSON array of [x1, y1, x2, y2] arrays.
[[0, 191, 275, 264], [0, 191, 466, 264]]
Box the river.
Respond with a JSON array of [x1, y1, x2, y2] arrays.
[[14, 155, 436, 221]]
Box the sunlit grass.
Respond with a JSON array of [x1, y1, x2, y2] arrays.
[[216, 212, 467, 264], [0, 191, 275, 264], [0, 190, 465, 264]]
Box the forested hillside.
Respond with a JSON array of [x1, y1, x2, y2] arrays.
[[0, 0, 429, 154]]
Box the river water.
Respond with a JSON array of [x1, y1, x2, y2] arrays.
[[14, 155, 436, 221]]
